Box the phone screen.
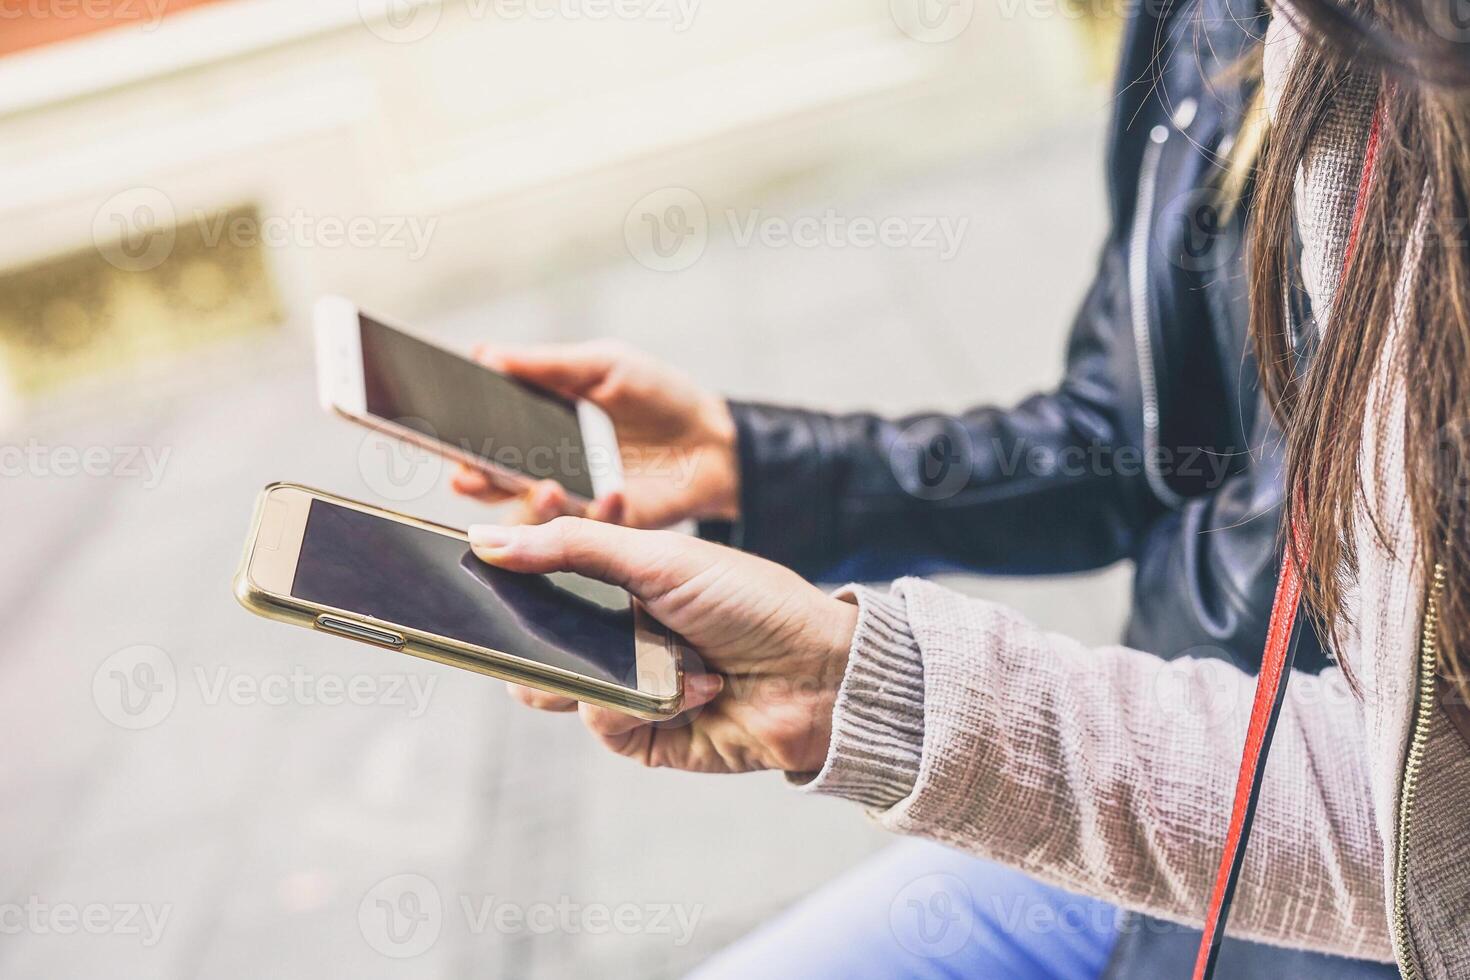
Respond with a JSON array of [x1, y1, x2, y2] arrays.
[[358, 314, 597, 499], [289, 498, 639, 687]]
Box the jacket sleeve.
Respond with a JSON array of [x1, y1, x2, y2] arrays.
[[796, 578, 1392, 962], [719, 243, 1158, 581]]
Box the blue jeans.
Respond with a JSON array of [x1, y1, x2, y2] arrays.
[[690, 839, 1120, 980]]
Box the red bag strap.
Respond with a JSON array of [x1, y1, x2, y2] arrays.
[[1190, 103, 1383, 980], [1190, 558, 1304, 978]]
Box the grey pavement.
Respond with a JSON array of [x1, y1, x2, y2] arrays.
[[0, 119, 1128, 979]]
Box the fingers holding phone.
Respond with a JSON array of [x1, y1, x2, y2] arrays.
[[505, 681, 577, 712], [315, 297, 625, 515], [468, 517, 859, 774], [451, 463, 627, 525], [458, 340, 741, 530]]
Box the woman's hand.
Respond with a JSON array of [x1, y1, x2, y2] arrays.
[[469, 517, 858, 774], [452, 341, 740, 529]]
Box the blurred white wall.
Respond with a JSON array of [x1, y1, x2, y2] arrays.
[[0, 0, 1099, 379]]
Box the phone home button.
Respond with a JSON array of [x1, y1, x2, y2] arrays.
[[315, 615, 406, 649]]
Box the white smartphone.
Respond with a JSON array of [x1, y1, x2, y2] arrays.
[[314, 296, 622, 506], [234, 483, 684, 719]]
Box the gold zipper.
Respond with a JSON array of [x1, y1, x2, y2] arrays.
[[1390, 561, 1445, 979]]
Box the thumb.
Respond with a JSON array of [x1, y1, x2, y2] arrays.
[[468, 517, 705, 600]]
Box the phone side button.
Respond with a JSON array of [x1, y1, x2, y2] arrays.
[[315, 615, 406, 649]]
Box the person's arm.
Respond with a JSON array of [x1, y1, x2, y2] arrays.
[[466, 516, 1389, 960], [724, 243, 1159, 581], [804, 577, 1389, 960], [453, 243, 1163, 579]]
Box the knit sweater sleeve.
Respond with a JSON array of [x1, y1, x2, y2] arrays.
[[794, 578, 1392, 962]]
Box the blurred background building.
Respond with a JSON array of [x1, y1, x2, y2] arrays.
[[0, 1, 1130, 976]]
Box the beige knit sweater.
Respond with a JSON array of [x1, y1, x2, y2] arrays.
[[799, 17, 1470, 979]]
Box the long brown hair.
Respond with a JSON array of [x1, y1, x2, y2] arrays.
[[1251, 0, 1470, 690]]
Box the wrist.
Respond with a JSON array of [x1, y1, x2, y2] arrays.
[[779, 595, 858, 773], [786, 585, 925, 806], [695, 395, 741, 522], [821, 594, 859, 694]]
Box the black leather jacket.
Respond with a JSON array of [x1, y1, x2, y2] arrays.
[[723, 0, 1313, 674], [714, 0, 1395, 975]]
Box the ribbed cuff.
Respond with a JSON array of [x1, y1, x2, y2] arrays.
[[789, 585, 925, 810]]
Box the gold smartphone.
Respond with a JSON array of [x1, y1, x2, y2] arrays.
[[233, 483, 684, 720]]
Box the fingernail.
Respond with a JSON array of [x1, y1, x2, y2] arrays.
[[688, 672, 724, 699], [469, 524, 513, 551]]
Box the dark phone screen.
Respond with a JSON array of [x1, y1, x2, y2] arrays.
[[290, 499, 638, 687], [358, 314, 596, 499]]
